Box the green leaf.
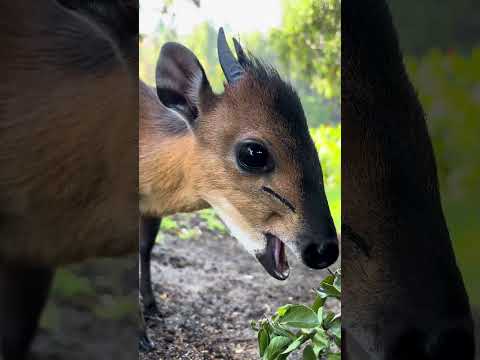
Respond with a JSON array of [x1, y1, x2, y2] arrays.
[[324, 311, 341, 331], [281, 335, 306, 355], [316, 289, 329, 300], [316, 273, 341, 300], [311, 295, 326, 312], [258, 328, 270, 357], [303, 345, 318, 360], [327, 353, 341, 360], [312, 329, 329, 353], [322, 311, 336, 328], [253, 271, 342, 360], [262, 336, 291, 360], [319, 282, 341, 299], [321, 274, 335, 286], [317, 307, 323, 324], [333, 273, 341, 293], [271, 321, 295, 338], [328, 317, 341, 346], [278, 305, 320, 329], [276, 304, 293, 317]]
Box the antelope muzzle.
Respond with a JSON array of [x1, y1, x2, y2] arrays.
[[299, 230, 339, 270]]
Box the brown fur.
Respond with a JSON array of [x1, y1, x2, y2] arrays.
[[139, 81, 208, 216], [1, 71, 137, 266], [0, 2, 137, 265], [0, 2, 139, 359], [196, 76, 304, 244]]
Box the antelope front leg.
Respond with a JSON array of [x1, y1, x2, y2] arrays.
[[140, 216, 161, 320], [138, 307, 155, 352], [0, 265, 54, 360]]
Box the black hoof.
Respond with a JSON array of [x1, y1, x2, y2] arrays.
[[139, 333, 155, 353], [143, 304, 162, 322]]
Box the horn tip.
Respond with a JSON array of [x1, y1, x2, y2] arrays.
[[217, 27, 227, 48]]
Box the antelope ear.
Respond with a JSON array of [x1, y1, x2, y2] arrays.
[[156, 42, 214, 127]]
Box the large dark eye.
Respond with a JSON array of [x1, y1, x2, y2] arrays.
[[236, 140, 274, 173]]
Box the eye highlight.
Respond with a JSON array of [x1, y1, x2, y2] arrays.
[[235, 140, 274, 173]]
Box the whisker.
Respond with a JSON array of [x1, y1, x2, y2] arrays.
[[261, 186, 296, 213]]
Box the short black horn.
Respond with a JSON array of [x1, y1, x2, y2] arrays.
[[232, 38, 247, 65], [217, 27, 245, 84]]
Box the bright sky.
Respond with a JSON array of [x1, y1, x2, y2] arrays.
[[140, 0, 283, 35]]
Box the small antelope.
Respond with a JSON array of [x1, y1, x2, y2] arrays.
[[0, 2, 138, 359], [139, 28, 339, 329], [342, 0, 474, 359]]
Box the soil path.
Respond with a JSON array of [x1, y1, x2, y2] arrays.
[[140, 214, 339, 360]]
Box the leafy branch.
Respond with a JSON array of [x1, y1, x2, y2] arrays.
[[251, 269, 341, 360]]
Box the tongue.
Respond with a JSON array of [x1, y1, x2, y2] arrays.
[[273, 237, 289, 276], [255, 233, 290, 280]]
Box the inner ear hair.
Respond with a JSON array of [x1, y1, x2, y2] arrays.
[[157, 88, 198, 123], [156, 42, 213, 127]]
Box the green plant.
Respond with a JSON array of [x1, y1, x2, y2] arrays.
[[160, 217, 179, 232], [199, 208, 227, 233], [270, 0, 341, 99], [51, 269, 96, 299], [252, 270, 341, 360]]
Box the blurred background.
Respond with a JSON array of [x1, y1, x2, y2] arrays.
[[139, 1, 340, 358], [34, 257, 137, 360], [389, 0, 480, 309]]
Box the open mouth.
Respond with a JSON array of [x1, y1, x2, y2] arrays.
[[255, 233, 290, 280]]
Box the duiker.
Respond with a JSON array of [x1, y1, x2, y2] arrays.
[[342, 0, 474, 359], [139, 29, 339, 324]]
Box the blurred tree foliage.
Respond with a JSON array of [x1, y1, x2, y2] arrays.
[[406, 49, 480, 305], [389, 0, 480, 55], [139, 22, 177, 85], [311, 125, 341, 229], [270, 0, 340, 99], [389, 0, 480, 304], [140, 0, 340, 126]]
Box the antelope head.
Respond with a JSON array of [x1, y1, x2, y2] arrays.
[[140, 28, 339, 280]]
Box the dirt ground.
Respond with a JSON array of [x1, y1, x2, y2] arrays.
[[140, 213, 339, 360], [26, 210, 478, 360]]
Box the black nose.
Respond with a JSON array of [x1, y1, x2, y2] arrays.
[[301, 240, 339, 269]]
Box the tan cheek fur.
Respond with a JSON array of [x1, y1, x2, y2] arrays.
[[140, 133, 209, 216], [194, 84, 305, 247]]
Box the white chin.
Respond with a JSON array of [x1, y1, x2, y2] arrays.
[[284, 239, 302, 259], [204, 196, 265, 255]]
